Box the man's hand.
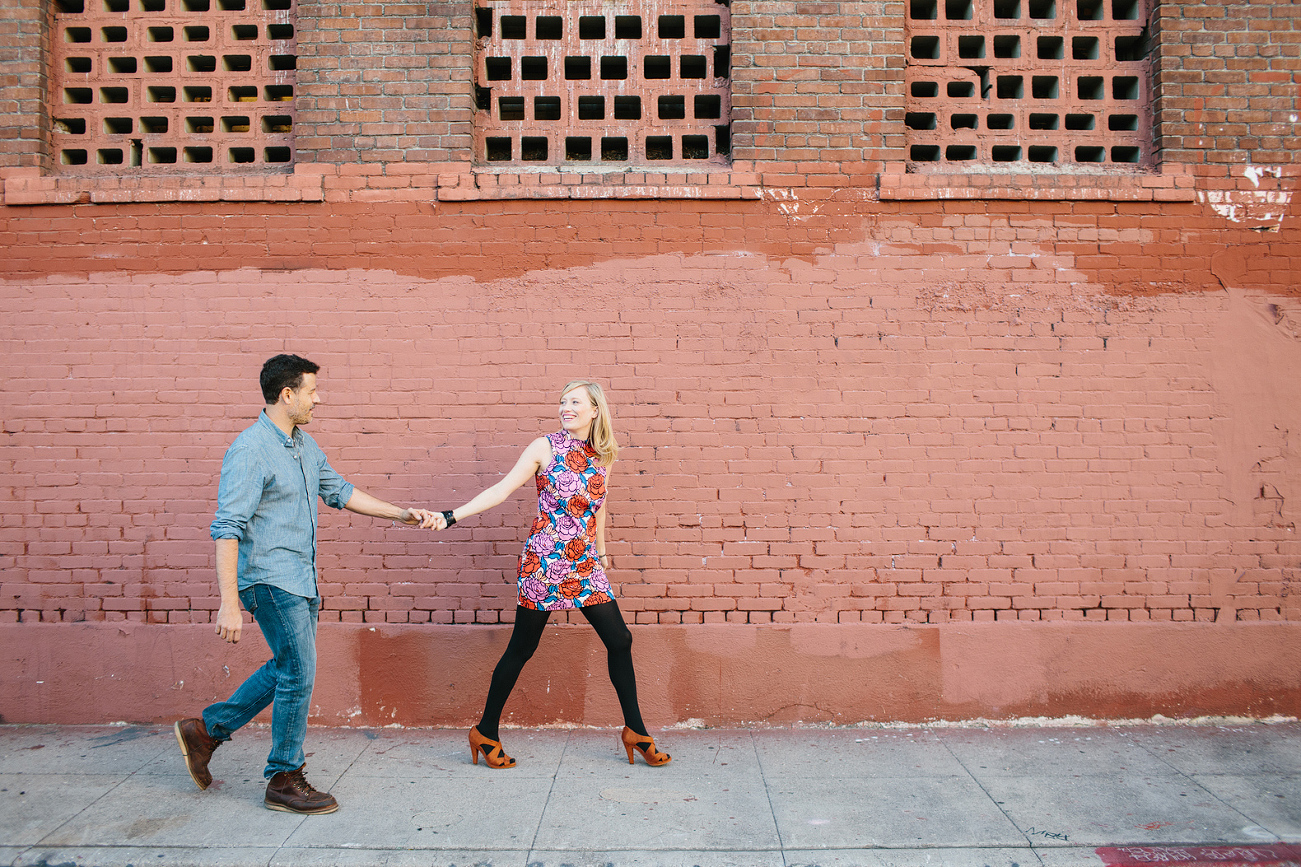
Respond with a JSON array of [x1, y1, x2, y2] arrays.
[[401, 508, 439, 529], [214, 538, 241, 644], [215, 601, 243, 644]]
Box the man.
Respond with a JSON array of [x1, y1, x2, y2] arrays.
[[174, 354, 435, 814]]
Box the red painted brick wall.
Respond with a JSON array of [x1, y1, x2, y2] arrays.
[[1, 194, 1298, 630]]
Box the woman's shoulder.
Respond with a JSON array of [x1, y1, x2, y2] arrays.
[[523, 434, 557, 466]]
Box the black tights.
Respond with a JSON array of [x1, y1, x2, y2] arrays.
[[477, 600, 647, 741]]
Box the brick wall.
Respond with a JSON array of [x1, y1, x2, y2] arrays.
[[294, 0, 474, 163], [730, 0, 903, 165], [1, 194, 1298, 630], [1, 0, 1299, 724], [1154, 0, 1300, 166], [4, 0, 1300, 175], [0, 0, 47, 170]]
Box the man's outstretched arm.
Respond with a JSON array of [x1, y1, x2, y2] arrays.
[[344, 489, 438, 528]]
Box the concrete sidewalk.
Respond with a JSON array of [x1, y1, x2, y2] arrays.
[[2, 722, 1298, 867]]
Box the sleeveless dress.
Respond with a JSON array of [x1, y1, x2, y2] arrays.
[[517, 430, 613, 611]]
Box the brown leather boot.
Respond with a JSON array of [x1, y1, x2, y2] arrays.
[[174, 718, 220, 790], [264, 765, 339, 814]]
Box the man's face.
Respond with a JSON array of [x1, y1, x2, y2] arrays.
[[285, 373, 320, 426]]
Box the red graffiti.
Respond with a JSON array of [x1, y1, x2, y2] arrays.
[[1097, 844, 1301, 866]]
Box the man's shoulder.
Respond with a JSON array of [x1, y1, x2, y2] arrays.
[[225, 417, 275, 457], [232, 418, 268, 443]]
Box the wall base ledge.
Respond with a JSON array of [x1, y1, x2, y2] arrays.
[[879, 163, 1197, 201], [3, 621, 1297, 727]]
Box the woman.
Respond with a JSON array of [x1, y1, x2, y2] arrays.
[[435, 380, 670, 769]]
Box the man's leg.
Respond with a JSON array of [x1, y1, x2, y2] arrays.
[[245, 586, 336, 814], [179, 584, 334, 812], [200, 585, 282, 741], [245, 585, 318, 778], [177, 585, 277, 790]]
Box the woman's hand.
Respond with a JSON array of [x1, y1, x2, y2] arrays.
[[400, 508, 439, 528]]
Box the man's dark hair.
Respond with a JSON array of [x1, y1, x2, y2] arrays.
[[260, 354, 319, 404]]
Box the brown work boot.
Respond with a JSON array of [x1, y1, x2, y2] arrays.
[[174, 718, 219, 790], [264, 765, 339, 814]]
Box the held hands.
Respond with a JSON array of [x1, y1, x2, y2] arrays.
[[400, 508, 440, 529], [399, 508, 452, 530]]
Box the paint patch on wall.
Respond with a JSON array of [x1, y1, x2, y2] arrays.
[[1197, 165, 1296, 229]]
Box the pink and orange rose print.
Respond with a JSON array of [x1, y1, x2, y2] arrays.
[[517, 432, 611, 611]]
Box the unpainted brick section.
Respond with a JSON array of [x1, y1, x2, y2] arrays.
[[730, 0, 906, 165], [292, 0, 475, 164], [0, 0, 49, 170], [48, 0, 297, 173], [473, 0, 732, 168], [905, 0, 1152, 168], [9, 0, 1298, 185], [1152, 0, 1301, 166]]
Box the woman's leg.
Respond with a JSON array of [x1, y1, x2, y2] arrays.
[[477, 605, 551, 741], [580, 599, 648, 736]]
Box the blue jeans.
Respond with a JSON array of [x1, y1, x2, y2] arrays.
[[202, 584, 319, 779]]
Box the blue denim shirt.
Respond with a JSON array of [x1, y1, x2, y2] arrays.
[[210, 411, 355, 599]]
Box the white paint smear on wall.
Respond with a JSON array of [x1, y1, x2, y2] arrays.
[[1198, 164, 1293, 226]]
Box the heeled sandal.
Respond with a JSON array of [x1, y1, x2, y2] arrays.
[[469, 726, 516, 769], [621, 726, 671, 766]]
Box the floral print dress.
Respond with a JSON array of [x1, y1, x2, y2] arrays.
[[517, 430, 612, 611]]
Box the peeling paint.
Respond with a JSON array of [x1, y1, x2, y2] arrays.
[[755, 187, 822, 222], [1198, 189, 1292, 226], [1198, 165, 1294, 227]]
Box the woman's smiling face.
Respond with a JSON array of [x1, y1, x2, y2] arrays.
[[559, 387, 598, 437]]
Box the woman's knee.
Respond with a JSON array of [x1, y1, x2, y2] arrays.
[[502, 635, 541, 665], [603, 622, 633, 656], [502, 611, 548, 663]]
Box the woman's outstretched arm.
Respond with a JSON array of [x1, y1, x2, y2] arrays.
[[436, 436, 553, 529]]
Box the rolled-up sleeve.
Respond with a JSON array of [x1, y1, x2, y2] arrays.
[[317, 456, 354, 511], [210, 443, 263, 540]]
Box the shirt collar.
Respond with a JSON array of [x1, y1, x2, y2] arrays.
[[259, 410, 301, 448]]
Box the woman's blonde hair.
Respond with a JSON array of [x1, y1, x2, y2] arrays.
[[560, 379, 619, 466]]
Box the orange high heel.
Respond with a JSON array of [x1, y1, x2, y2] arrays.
[[469, 726, 516, 769], [621, 726, 671, 766]]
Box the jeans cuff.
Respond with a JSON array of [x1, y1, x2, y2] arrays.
[[201, 714, 233, 744]]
